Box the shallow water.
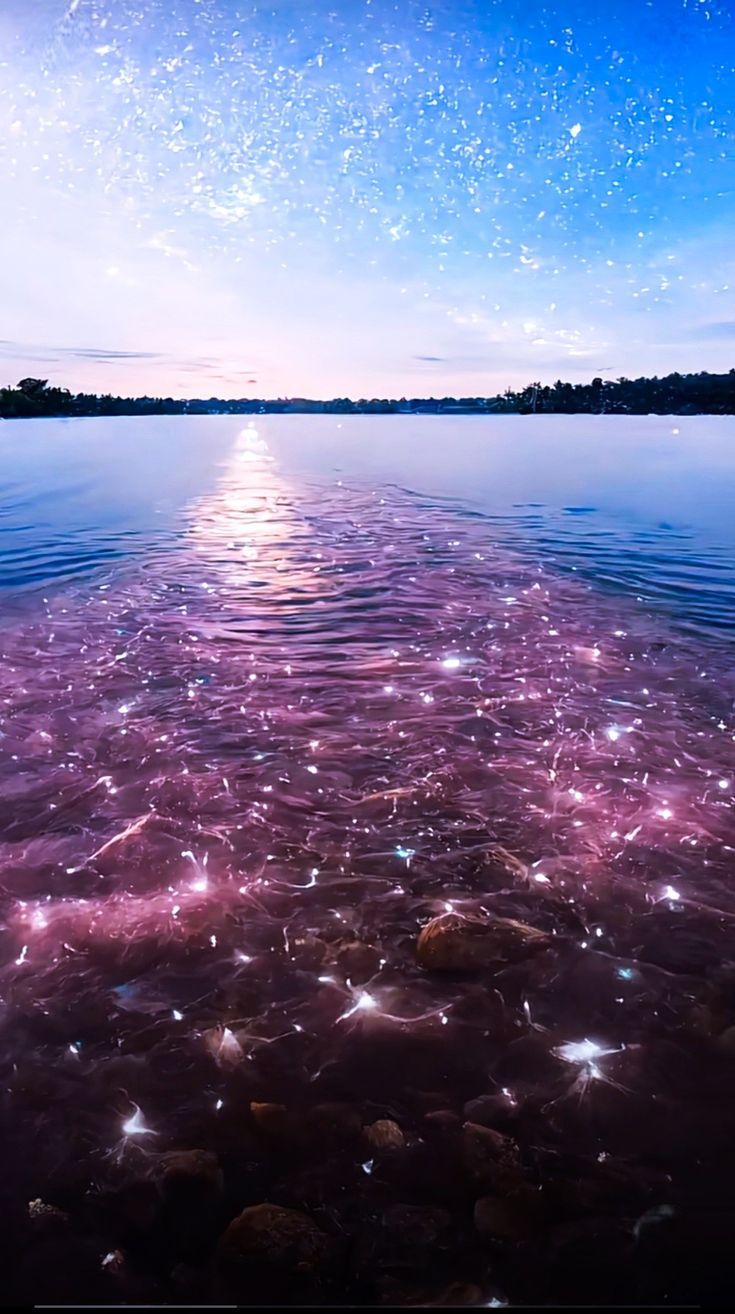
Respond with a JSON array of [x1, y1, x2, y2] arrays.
[[1, 417, 735, 1305]]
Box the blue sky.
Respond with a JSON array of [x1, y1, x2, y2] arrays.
[[0, 0, 733, 397]]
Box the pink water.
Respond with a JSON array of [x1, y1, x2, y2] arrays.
[[1, 425, 735, 1304]]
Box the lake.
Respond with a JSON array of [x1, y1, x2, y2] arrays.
[[1, 415, 734, 1306], [2, 415, 735, 634]]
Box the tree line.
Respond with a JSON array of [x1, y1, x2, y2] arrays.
[[2, 368, 735, 418]]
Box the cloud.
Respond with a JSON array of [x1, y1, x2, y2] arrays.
[[0, 340, 259, 381], [0, 338, 161, 362], [414, 355, 445, 362], [68, 348, 163, 361], [0, 339, 59, 361], [689, 321, 735, 340]]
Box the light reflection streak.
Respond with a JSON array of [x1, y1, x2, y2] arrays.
[[121, 1104, 156, 1138]]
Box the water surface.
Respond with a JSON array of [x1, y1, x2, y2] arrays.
[[1, 416, 734, 1306], [3, 413, 735, 632]]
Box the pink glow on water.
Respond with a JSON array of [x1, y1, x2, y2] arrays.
[[2, 428, 735, 1304]]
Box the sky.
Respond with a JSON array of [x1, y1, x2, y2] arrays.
[[0, 0, 733, 399]]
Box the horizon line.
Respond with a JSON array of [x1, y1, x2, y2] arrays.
[[3, 365, 734, 407]]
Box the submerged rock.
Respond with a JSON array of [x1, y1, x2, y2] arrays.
[[715, 1025, 735, 1054], [463, 1091, 519, 1129], [417, 912, 550, 973], [250, 1101, 293, 1141], [460, 1122, 524, 1191], [216, 1203, 332, 1297], [356, 1204, 452, 1279], [485, 845, 529, 879], [336, 940, 382, 984], [424, 1109, 461, 1131], [250, 1100, 364, 1156], [451, 983, 513, 1033], [375, 1276, 485, 1306], [27, 1198, 69, 1230], [364, 1118, 405, 1150], [157, 1149, 223, 1202]]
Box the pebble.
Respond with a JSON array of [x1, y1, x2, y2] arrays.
[[417, 911, 550, 972], [336, 939, 382, 983], [364, 1118, 405, 1150]]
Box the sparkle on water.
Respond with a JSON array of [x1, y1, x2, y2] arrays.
[[1, 420, 735, 1307]]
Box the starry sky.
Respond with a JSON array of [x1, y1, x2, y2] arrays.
[[0, 0, 733, 399]]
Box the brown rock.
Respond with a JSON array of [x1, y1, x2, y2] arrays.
[[716, 1025, 735, 1054], [365, 1118, 405, 1150], [376, 1138, 468, 1208], [424, 1109, 461, 1130], [451, 984, 511, 1032], [27, 1199, 69, 1229], [158, 1149, 223, 1201], [250, 1101, 293, 1140], [336, 940, 382, 984], [485, 845, 529, 879], [375, 1277, 484, 1306], [217, 1203, 331, 1285], [461, 1122, 523, 1190], [412, 1089, 452, 1111], [417, 912, 550, 973], [464, 1092, 519, 1128]]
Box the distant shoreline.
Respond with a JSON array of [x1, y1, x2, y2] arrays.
[[2, 368, 735, 418], [5, 404, 735, 415]]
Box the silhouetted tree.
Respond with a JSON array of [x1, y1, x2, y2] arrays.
[[1, 368, 734, 419], [17, 377, 49, 398]]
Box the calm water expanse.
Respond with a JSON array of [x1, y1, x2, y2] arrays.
[[3, 414, 735, 630], [1, 415, 735, 1306]]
